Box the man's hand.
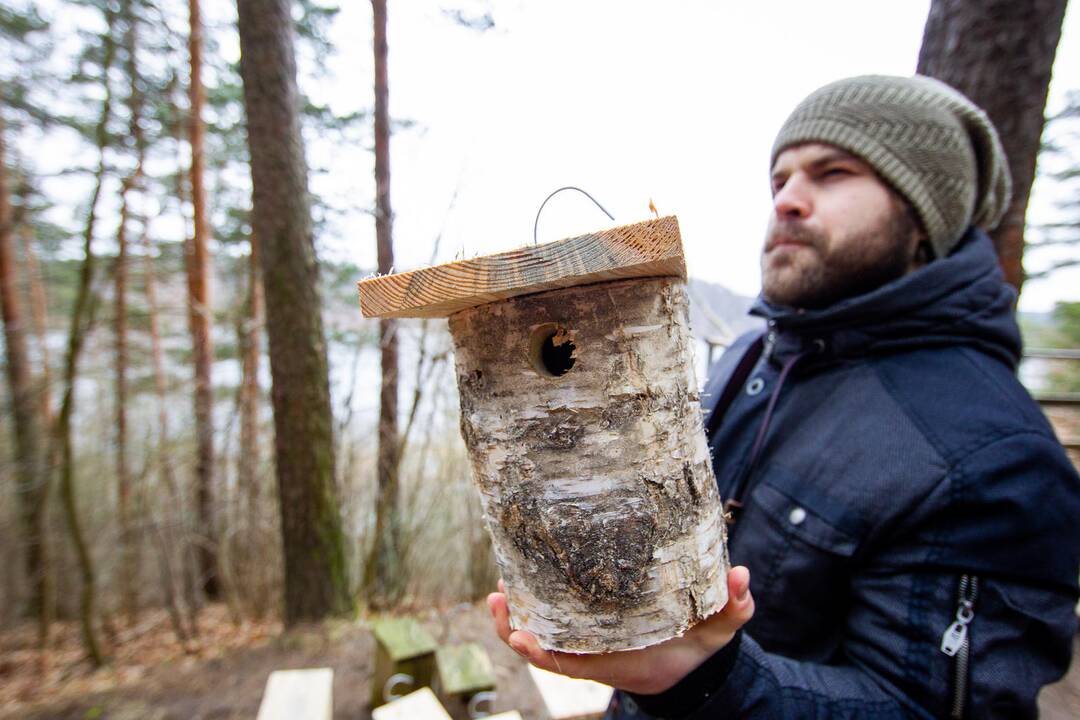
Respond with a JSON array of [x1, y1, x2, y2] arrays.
[[486, 566, 754, 695]]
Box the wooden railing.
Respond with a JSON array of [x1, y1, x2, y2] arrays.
[[1026, 348, 1080, 451]]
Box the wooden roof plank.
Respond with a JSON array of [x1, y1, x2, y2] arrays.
[[357, 216, 685, 319]]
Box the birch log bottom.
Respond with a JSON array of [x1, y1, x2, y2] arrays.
[[449, 277, 729, 653]]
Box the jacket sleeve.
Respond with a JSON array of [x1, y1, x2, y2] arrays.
[[626, 629, 929, 719], [626, 432, 1080, 719], [628, 578, 1077, 720]]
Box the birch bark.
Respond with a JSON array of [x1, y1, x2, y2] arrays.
[[450, 277, 729, 652]]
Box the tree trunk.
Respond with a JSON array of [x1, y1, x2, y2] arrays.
[[449, 278, 729, 652], [49, 5, 122, 666], [0, 115, 49, 641], [57, 138, 111, 671], [169, 70, 203, 634], [365, 0, 404, 611], [186, 0, 218, 600], [238, 230, 263, 522], [113, 177, 136, 624], [234, 229, 266, 617], [236, 0, 351, 624], [917, 0, 1068, 294], [114, 0, 150, 626], [15, 204, 54, 648], [141, 222, 194, 645], [15, 187, 54, 425]]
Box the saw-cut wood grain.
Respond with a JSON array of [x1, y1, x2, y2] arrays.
[[357, 216, 685, 319]]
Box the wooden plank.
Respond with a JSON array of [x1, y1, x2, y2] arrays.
[[371, 687, 452, 720], [527, 665, 613, 720], [1024, 348, 1080, 360], [1036, 393, 1080, 408], [356, 216, 686, 319], [256, 668, 333, 720]]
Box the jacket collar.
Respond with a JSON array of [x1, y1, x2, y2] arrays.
[[749, 228, 1022, 368]]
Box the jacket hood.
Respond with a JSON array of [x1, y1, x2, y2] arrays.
[[750, 228, 1022, 369]]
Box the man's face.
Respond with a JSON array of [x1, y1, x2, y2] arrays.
[[761, 142, 925, 310]]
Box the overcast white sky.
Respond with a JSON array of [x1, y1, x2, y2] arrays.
[[306, 0, 1080, 314]]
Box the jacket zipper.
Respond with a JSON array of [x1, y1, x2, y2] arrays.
[[763, 322, 777, 361], [940, 574, 978, 719]]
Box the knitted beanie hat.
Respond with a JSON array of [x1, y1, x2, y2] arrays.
[[771, 74, 1012, 258]]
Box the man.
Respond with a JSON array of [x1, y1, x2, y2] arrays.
[[488, 75, 1080, 718]]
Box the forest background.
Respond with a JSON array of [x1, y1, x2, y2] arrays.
[[1, 0, 1080, 704]]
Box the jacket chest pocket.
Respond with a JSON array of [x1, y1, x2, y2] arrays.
[[733, 469, 860, 658]]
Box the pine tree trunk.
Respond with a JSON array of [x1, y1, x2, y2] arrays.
[[235, 231, 266, 617], [186, 0, 218, 600], [114, 0, 148, 627], [113, 177, 136, 624], [0, 115, 49, 641], [365, 0, 404, 611], [236, 0, 351, 624], [14, 183, 54, 425], [238, 231, 263, 521], [169, 71, 203, 634], [16, 213, 54, 648], [916, 0, 1068, 294], [141, 223, 193, 645]]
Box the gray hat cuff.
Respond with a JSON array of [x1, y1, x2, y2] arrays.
[[772, 119, 965, 257]]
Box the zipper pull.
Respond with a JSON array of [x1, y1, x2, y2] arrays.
[[763, 324, 778, 361], [940, 576, 978, 657], [940, 619, 967, 657]]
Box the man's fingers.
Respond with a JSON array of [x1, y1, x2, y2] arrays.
[[508, 630, 591, 678], [487, 592, 513, 645], [729, 565, 750, 602], [490, 569, 752, 693], [726, 565, 755, 621], [508, 630, 559, 671]]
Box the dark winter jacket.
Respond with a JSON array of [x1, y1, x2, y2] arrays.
[[611, 228, 1080, 719]]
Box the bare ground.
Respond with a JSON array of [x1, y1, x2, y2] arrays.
[[2, 604, 1078, 719], [0, 603, 549, 720]]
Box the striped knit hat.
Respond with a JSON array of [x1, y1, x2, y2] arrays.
[[771, 74, 1012, 259]]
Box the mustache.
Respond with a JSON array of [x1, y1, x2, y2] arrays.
[[766, 220, 825, 251]]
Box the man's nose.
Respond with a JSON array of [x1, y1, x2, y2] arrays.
[[773, 176, 811, 220]]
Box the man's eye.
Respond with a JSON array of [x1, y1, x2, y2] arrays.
[[822, 167, 852, 178]]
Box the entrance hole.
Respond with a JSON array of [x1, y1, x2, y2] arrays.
[[529, 324, 577, 378]]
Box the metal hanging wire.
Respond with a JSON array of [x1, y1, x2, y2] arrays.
[[532, 186, 615, 246]]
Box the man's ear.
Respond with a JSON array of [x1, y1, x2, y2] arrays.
[[914, 239, 935, 267], [903, 199, 932, 267]]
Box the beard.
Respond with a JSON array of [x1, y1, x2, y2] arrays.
[[761, 205, 919, 311]]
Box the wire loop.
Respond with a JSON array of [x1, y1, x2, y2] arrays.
[[533, 186, 614, 246]]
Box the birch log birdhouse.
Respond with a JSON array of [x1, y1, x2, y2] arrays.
[[357, 216, 730, 653]]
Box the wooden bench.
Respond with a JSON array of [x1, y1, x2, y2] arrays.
[[433, 643, 497, 719], [369, 616, 437, 709], [256, 667, 333, 720]]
